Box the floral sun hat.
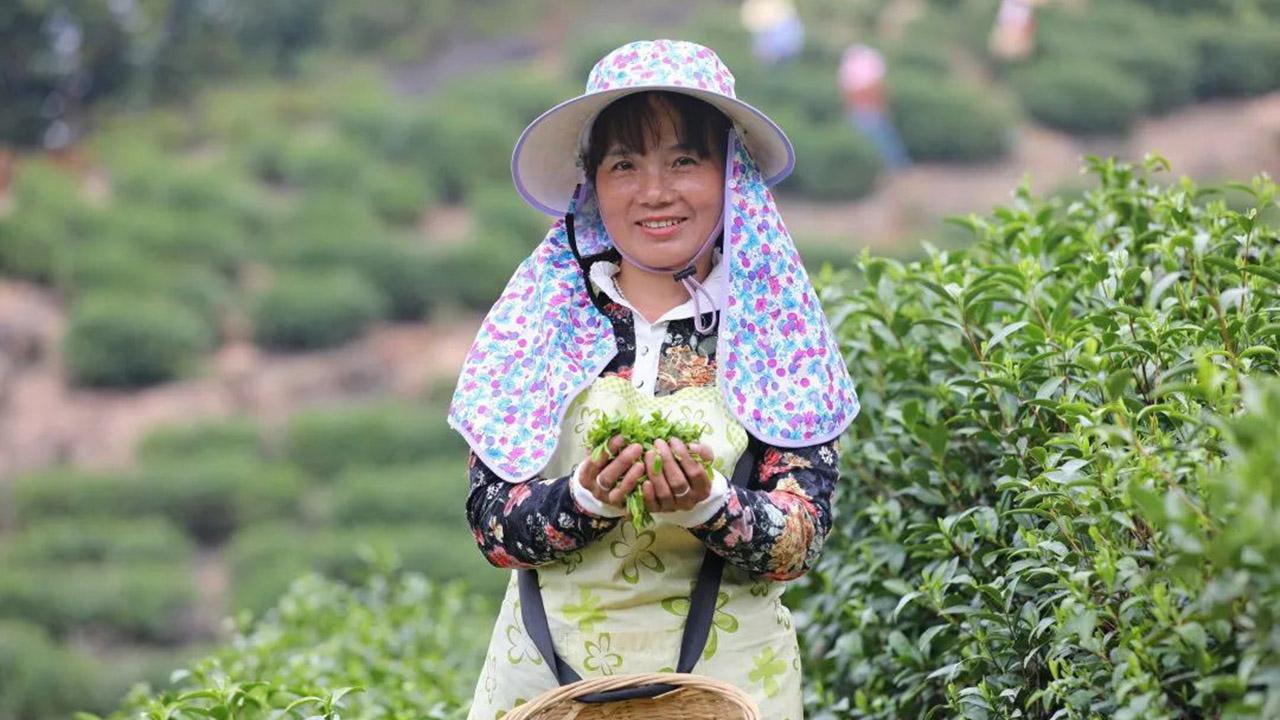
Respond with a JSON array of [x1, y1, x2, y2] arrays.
[[448, 39, 859, 482]]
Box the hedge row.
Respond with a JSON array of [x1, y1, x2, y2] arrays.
[[798, 158, 1280, 718], [94, 572, 491, 720], [226, 521, 505, 616], [0, 564, 195, 643], [14, 457, 305, 545]]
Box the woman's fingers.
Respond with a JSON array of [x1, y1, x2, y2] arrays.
[[594, 442, 643, 498], [645, 444, 677, 513], [668, 438, 708, 504], [608, 459, 647, 507]]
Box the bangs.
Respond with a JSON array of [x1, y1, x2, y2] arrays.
[[583, 92, 731, 182]]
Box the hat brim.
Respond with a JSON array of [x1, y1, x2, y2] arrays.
[[512, 87, 795, 217]]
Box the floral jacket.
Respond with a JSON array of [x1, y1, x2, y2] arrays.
[[465, 271, 841, 582]]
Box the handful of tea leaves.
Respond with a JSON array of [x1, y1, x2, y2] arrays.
[[585, 411, 713, 530]]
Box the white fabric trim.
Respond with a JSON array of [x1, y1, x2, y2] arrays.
[[569, 461, 627, 518], [588, 252, 726, 397], [656, 469, 730, 527]]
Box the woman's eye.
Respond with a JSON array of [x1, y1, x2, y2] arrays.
[[611, 160, 633, 171], [674, 156, 697, 167]]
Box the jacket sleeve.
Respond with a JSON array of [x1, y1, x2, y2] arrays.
[[465, 451, 621, 569], [687, 439, 840, 581]]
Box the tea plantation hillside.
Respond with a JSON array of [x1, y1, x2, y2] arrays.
[[68, 159, 1280, 720]]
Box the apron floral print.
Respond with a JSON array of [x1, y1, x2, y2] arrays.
[[466, 374, 805, 719]]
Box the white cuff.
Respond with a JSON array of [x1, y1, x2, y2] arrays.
[[656, 469, 731, 528], [569, 462, 626, 518]]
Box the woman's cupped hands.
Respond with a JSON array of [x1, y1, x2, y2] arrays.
[[578, 435, 716, 512]]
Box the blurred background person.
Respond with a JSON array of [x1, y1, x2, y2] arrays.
[[839, 43, 911, 171], [740, 0, 805, 65], [989, 0, 1038, 61]]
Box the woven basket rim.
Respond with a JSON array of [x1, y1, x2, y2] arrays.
[[503, 671, 760, 720]]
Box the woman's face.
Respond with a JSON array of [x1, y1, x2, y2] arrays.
[[593, 109, 725, 272]]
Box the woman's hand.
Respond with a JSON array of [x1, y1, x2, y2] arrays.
[[578, 435, 647, 509], [642, 438, 716, 512]]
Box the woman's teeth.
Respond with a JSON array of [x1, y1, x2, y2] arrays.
[[640, 219, 683, 228]]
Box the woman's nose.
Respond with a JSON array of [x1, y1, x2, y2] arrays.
[[638, 167, 675, 204]]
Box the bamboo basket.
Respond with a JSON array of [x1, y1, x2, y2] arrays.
[[504, 671, 760, 720]]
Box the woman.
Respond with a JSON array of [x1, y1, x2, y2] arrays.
[[449, 39, 859, 719]]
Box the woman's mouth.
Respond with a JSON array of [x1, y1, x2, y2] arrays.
[[636, 217, 687, 239]]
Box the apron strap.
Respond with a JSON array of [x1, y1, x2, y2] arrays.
[[518, 439, 758, 702]]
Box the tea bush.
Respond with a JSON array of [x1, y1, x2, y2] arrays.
[[888, 72, 1015, 163], [1036, 7, 1197, 116], [99, 571, 491, 720], [249, 269, 387, 351], [0, 517, 193, 566], [136, 416, 266, 464], [14, 457, 305, 544], [1011, 60, 1148, 135], [284, 401, 464, 479], [1188, 19, 1280, 99], [0, 620, 101, 720], [63, 293, 213, 388], [226, 522, 506, 615], [427, 239, 535, 313], [798, 157, 1280, 719], [0, 563, 194, 643], [784, 118, 883, 201], [328, 459, 469, 527]]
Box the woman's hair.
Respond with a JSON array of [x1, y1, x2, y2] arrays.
[[581, 91, 732, 185]]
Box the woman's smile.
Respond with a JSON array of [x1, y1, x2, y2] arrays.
[[635, 215, 689, 239]]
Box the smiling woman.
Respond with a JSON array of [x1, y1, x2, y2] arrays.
[[447, 39, 860, 720]]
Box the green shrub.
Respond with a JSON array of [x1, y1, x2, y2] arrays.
[[1, 517, 194, 565], [0, 563, 195, 643], [0, 620, 101, 720], [64, 248, 233, 340], [63, 293, 213, 388], [782, 119, 882, 200], [357, 163, 438, 227], [267, 194, 385, 264], [14, 457, 304, 544], [0, 161, 94, 284], [888, 72, 1014, 162], [284, 401, 464, 479], [106, 571, 491, 720], [798, 158, 1280, 718], [1189, 19, 1280, 99], [468, 185, 550, 246], [137, 416, 265, 464], [250, 269, 387, 351], [328, 459, 469, 527], [277, 132, 371, 191], [92, 203, 248, 280], [428, 239, 531, 312], [1012, 60, 1148, 135], [404, 106, 514, 202], [1036, 6, 1198, 115], [226, 523, 506, 616], [361, 244, 440, 321]]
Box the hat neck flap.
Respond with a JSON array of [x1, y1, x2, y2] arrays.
[[449, 131, 858, 481]]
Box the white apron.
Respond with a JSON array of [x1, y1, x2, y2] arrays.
[[466, 376, 804, 719]]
